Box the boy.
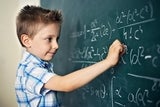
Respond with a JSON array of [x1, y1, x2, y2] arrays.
[[15, 5, 125, 107]]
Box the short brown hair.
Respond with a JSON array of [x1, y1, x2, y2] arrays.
[[16, 5, 63, 47]]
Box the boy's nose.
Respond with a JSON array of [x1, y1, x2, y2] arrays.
[[52, 41, 59, 50]]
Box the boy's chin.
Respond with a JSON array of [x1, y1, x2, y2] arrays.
[[42, 57, 53, 61]]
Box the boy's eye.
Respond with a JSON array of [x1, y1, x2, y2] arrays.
[[47, 38, 52, 42]]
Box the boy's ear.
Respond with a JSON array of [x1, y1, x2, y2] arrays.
[[21, 34, 32, 48]]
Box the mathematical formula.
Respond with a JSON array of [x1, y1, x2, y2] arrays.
[[68, 1, 160, 107], [80, 73, 160, 107], [70, 2, 154, 41], [70, 44, 160, 68]]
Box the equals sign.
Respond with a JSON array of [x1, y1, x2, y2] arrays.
[[144, 55, 152, 59]]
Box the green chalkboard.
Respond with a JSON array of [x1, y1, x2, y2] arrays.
[[41, 0, 160, 107]]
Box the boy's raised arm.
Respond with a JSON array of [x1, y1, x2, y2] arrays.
[[44, 39, 125, 92]]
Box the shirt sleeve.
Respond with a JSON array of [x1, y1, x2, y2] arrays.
[[24, 67, 55, 95]]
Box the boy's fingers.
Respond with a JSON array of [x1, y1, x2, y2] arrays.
[[120, 44, 126, 55], [112, 39, 121, 45], [110, 39, 126, 55]]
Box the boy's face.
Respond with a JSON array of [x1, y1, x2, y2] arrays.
[[26, 23, 60, 61]]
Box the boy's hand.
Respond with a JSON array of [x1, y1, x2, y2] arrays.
[[106, 39, 125, 67]]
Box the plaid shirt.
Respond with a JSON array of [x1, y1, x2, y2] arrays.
[[15, 51, 60, 107]]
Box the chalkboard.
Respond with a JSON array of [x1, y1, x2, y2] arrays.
[[41, 0, 160, 107]]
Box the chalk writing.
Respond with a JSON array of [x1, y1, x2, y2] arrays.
[[71, 44, 160, 68], [71, 20, 114, 42], [128, 73, 160, 92], [69, 1, 158, 68], [127, 73, 160, 107], [70, 46, 108, 61], [116, 1, 153, 25], [70, 1, 155, 42], [127, 88, 152, 106], [82, 83, 109, 99], [152, 44, 160, 68], [67, 1, 159, 107]]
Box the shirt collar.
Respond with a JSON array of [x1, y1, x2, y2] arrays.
[[22, 51, 53, 71]]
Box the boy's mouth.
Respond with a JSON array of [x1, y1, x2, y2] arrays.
[[48, 51, 56, 56]]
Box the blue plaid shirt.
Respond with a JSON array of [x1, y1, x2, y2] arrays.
[[15, 51, 60, 107]]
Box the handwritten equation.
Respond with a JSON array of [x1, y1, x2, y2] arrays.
[[80, 73, 160, 107], [69, 1, 160, 68], [68, 1, 160, 107], [70, 1, 154, 41], [70, 44, 160, 68]]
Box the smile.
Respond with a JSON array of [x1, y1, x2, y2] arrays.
[[48, 51, 56, 56]]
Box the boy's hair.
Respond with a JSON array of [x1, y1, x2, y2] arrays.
[[16, 5, 63, 47]]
